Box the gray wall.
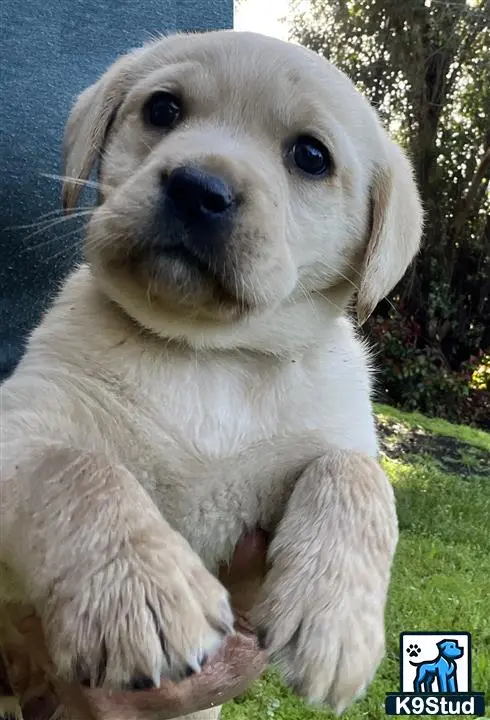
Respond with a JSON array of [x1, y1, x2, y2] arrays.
[[0, 0, 233, 381]]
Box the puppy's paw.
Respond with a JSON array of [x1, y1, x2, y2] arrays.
[[41, 530, 233, 690], [253, 453, 398, 713], [254, 572, 385, 713]]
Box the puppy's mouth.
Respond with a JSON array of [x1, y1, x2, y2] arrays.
[[158, 242, 214, 276], [124, 228, 247, 312]]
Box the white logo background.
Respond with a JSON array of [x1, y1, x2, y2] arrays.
[[401, 633, 470, 693]]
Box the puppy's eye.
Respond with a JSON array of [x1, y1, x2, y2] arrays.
[[143, 92, 182, 129], [291, 135, 332, 177]]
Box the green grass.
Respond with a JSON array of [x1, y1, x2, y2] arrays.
[[374, 402, 490, 453], [223, 411, 490, 720]]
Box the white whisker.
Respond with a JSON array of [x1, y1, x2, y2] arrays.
[[40, 173, 107, 193], [311, 288, 346, 315], [17, 210, 97, 245]]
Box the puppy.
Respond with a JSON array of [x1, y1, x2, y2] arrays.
[[0, 30, 422, 715]]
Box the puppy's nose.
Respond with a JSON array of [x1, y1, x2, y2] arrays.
[[164, 167, 235, 225]]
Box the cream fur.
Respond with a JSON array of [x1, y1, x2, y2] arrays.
[[0, 30, 422, 716]]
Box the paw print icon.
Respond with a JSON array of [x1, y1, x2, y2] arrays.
[[406, 643, 422, 658]]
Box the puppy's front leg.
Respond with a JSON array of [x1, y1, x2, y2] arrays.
[[253, 450, 398, 713], [1, 449, 233, 690]]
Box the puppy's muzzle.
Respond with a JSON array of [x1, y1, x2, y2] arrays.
[[156, 166, 236, 267]]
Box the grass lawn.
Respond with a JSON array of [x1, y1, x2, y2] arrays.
[[223, 404, 490, 720]]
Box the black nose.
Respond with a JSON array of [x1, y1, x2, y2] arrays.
[[164, 167, 235, 225]]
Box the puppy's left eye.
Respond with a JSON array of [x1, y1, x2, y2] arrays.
[[143, 91, 183, 129], [290, 135, 332, 177]]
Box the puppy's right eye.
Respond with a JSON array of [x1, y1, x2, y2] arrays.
[[143, 92, 183, 129], [290, 135, 332, 177]]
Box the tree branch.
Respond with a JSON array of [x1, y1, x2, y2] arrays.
[[453, 147, 490, 235]]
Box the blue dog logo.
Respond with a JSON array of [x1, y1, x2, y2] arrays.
[[409, 639, 464, 693], [385, 632, 486, 715]]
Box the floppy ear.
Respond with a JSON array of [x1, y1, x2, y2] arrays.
[[357, 140, 423, 324], [62, 50, 144, 212]]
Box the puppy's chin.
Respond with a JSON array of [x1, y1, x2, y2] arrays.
[[87, 246, 247, 325], [84, 235, 290, 349]]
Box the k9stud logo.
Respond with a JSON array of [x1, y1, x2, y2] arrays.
[[385, 632, 485, 716]]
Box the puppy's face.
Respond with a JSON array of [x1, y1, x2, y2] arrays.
[[64, 32, 422, 341]]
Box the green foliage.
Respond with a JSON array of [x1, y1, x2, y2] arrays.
[[366, 312, 490, 427], [469, 351, 490, 391], [290, 0, 490, 426], [224, 412, 490, 720]]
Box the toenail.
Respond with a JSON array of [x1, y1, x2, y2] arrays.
[[129, 675, 155, 691], [256, 628, 268, 650]]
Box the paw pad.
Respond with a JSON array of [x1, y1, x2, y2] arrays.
[[406, 643, 421, 658]]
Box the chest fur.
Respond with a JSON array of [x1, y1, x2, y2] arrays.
[[83, 349, 374, 566], [5, 313, 377, 569]]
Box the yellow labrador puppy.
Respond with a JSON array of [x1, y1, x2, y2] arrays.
[[0, 30, 422, 715]]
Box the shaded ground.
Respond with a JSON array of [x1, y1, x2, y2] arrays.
[[376, 415, 489, 478]]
